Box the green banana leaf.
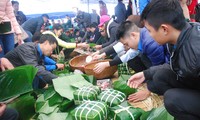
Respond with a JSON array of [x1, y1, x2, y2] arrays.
[[52, 74, 92, 100], [113, 75, 137, 96], [59, 99, 74, 112], [8, 92, 36, 120], [140, 106, 174, 120], [35, 94, 58, 114], [38, 108, 68, 120], [82, 74, 96, 85], [89, 43, 96, 47], [0, 65, 37, 101], [48, 92, 63, 106]]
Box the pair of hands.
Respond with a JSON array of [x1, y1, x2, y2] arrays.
[[0, 104, 6, 117]]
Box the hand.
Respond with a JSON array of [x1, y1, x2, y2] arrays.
[[128, 90, 151, 102], [0, 104, 6, 117], [127, 72, 145, 88], [17, 34, 23, 45], [56, 64, 65, 70], [93, 62, 109, 73], [0, 58, 14, 71], [77, 43, 89, 49], [92, 53, 106, 61], [94, 45, 102, 50], [91, 51, 100, 57]]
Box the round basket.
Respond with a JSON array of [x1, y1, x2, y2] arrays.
[[69, 55, 88, 72], [84, 60, 117, 79]]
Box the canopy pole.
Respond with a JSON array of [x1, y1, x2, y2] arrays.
[[87, 0, 89, 13]]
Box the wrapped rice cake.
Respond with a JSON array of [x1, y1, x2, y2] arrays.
[[71, 101, 108, 120], [73, 86, 100, 105], [97, 89, 126, 107], [110, 101, 143, 120]]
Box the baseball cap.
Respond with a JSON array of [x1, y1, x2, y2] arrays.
[[98, 15, 110, 27]]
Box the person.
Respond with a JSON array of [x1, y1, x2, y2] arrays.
[[115, 0, 127, 23], [63, 15, 73, 32], [4, 34, 58, 88], [42, 24, 89, 50], [99, 0, 108, 16], [126, 0, 133, 17], [94, 15, 119, 50], [0, 0, 22, 58], [22, 14, 49, 42], [89, 23, 102, 44], [187, 0, 198, 21], [32, 32, 65, 71], [128, 0, 200, 119], [11, 1, 26, 25], [90, 9, 100, 25], [179, 0, 191, 20]]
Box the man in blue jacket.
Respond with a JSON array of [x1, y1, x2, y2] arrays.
[[115, 0, 127, 23]]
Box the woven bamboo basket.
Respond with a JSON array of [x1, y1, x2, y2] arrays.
[[69, 55, 88, 72], [84, 60, 118, 79]]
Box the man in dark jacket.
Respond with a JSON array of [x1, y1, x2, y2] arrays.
[[22, 14, 49, 42], [4, 34, 58, 88], [128, 0, 200, 119], [115, 0, 126, 23]]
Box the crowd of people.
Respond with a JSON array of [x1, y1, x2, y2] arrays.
[[0, 0, 200, 119]]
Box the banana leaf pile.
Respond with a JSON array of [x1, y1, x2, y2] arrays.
[[113, 75, 137, 96]]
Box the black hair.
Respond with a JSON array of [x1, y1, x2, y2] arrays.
[[116, 21, 140, 40], [141, 0, 186, 31], [32, 32, 42, 43], [53, 24, 63, 30], [89, 23, 97, 28], [42, 14, 49, 19], [11, 1, 19, 5], [38, 34, 58, 46]]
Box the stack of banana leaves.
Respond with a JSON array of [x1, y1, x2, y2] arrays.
[[1, 65, 175, 120]]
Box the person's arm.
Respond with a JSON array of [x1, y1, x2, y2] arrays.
[[99, 41, 118, 54], [0, 104, 6, 117], [143, 63, 170, 80], [105, 42, 125, 56]]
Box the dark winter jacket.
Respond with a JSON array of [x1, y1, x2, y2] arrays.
[[144, 22, 200, 83], [22, 16, 44, 34], [102, 19, 119, 48], [4, 43, 57, 84], [115, 1, 126, 23]]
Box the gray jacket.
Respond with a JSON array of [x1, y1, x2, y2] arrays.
[[22, 16, 44, 34], [4, 43, 57, 84]]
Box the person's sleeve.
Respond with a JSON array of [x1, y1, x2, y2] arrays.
[[36, 18, 44, 32], [44, 56, 56, 65], [120, 49, 139, 63], [109, 56, 122, 66], [99, 41, 118, 54], [143, 63, 170, 80], [45, 65, 57, 71], [43, 31, 76, 48]]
